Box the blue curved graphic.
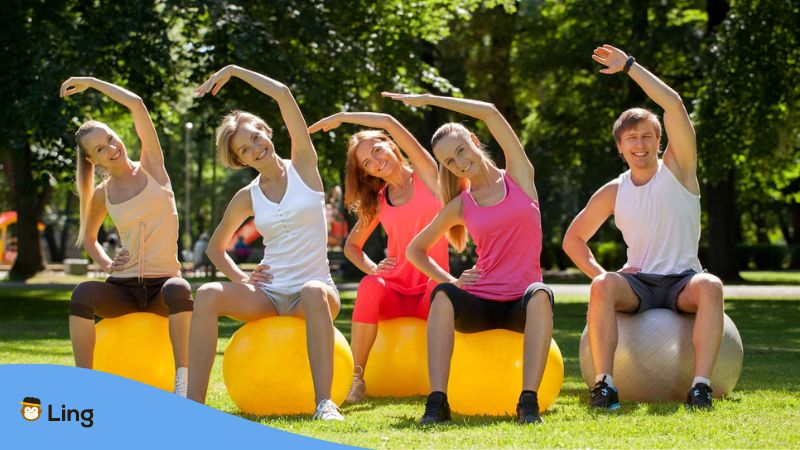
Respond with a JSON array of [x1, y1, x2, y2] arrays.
[[2, 364, 353, 448]]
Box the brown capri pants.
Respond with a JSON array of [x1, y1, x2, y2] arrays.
[[69, 276, 194, 320]]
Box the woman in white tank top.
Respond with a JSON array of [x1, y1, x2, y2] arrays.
[[187, 65, 343, 421]]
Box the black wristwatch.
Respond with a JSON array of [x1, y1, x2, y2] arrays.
[[623, 55, 636, 74]]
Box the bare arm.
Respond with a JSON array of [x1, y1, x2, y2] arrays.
[[343, 216, 388, 275], [81, 186, 114, 271], [383, 92, 535, 198], [206, 188, 255, 283], [562, 181, 618, 279], [406, 197, 465, 284], [309, 112, 439, 195], [60, 77, 168, 186], [196, 65, 323, 191], [593, 45, 697, 191]]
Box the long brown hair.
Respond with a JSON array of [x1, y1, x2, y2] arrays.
[[74, 120, 105, 246], [431, 122, 491, 252], [344, 130, 408, 224]]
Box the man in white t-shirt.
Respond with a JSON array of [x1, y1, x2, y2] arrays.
[[562, 44, 724, 410]]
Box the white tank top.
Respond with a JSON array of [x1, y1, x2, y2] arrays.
[[250, 159, 333, 293], [614, 160, 703, 274]]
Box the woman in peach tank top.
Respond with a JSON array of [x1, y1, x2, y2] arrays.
[[61, 77, 193, 396], [389, 92, 555, 425], [309, 112, 448, 403]]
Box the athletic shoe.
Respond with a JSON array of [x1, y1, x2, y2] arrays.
[[312, 399, 345, 421], [345, 376, 366, 404], [173, 368, 188, 398], [516, 391, 543, 424], [589, 375, 620, 411], [686, 383, 713, 410], [419, 391, 451, 424]]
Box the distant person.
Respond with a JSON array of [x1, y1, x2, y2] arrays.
[[233, 235, 251, 263], [193, 232, 210, 277], [562, 45, 724, 411], [61, 76, 193, 397]]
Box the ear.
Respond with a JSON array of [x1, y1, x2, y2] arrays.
[[470, 132, 481, 147]]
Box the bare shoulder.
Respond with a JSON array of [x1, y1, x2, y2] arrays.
[[590, 179, 620, 215]]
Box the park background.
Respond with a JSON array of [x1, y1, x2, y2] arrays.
[[1, 0, 799, 448]]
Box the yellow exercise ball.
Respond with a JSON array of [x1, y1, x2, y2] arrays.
[[364, 317, 429, 397], [223, 316, 354, 415], [93, 312, 175, 391], [449, 330, 563, 416]]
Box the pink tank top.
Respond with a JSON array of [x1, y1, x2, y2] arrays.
[[461, 171, 542, 300], [377, 173, 449, 295]]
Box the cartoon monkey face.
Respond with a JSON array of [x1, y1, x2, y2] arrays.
[[21, 405, 41, 421]]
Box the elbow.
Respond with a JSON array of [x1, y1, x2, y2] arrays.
[[405, 243, 421, 266], [342, 242, 360, 263]]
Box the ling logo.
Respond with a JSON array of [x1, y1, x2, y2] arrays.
[[20, 397, 42, 421], [19, 396, 94, 427]]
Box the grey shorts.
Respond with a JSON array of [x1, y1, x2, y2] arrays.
[[619, 269, 697, 313], [258, 283, 339, 316]]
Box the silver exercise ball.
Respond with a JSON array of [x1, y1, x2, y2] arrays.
[[579, 309, 743, 401]]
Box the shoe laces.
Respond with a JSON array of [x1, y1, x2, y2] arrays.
[[590, 375, 613, 398], [313, 399, 343, 420], [691, 383, 713, 400]]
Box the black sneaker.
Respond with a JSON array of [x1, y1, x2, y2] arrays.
[[516, 391, 543, 424], [589, 375, 620, 411], [419, 391, 451, 424], [686, 383, 713, 410]]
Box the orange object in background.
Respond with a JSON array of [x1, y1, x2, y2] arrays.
[[0, 211, 45, 264]]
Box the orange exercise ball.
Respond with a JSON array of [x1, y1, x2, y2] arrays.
[[93, 312, 175, 391], [223, 316, 354, 415], [448, 330, 563, 416], [364, 317, 429, 397]]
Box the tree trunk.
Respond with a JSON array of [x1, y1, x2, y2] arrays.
[[4, 144, 48, 280], [705, 169, 741, 281]]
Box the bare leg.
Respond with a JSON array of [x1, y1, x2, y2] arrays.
[[675, 274, 724, 379], [69, 316, 96, 368], [168, 311, 192, 368], [522, 291, 553, 391], [350, 322, 378, 374], [187, 282, 277, 403], [295, 281, 341, 404], [587, 272, 639, 377], [427, 291, 455, 393]]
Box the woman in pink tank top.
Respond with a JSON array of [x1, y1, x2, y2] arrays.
[[387, 92, 554, 424], [309, 112, 448, 403], [60, 77, 193, 396]]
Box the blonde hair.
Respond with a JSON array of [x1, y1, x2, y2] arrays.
[[430, 122, 491, 252], [74, 120, 104, 246], [344, 130, 409, 224], [215, 111, 273, 169], [613, 108, 662, 144]]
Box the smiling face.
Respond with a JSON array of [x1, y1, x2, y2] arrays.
[[228, 120, 276, 169], [353, 137, 401, 179], [616, 120, 660, 170], [432, 133, 484, 179], [78, 124, 128, 169]]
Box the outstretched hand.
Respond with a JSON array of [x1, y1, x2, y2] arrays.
[[382, 92, 429, 108], [592, 44, 629, 74], [195, 66, 235, 97], [60, 77, 94, 98], [308, 113, 346, 134]]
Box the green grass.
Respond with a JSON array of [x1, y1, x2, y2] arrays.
[[1, 287, 798, 448], [739, 270, 800, 285]]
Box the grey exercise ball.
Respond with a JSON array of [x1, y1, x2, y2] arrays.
[[578, 309, 743, 401]]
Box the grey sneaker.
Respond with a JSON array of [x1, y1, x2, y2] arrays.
[[345, 376, 366, 404], [173, 367, 188, 398], [312, 399, 344, 421]]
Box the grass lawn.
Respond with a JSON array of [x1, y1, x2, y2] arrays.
[[1, 286, 798, 448]]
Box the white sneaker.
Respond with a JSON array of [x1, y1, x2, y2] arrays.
[[312, 399, 344, 421], [173, 367, 188, 398]]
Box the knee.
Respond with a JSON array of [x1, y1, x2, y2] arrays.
[[69, 282, 98, 319], [589, 273, 623, 308], [429, 288, 454, 316], [694, 274, 724, 307], [300, 281, 329, 310], [162, 278, 192, 308], [194, 283, 223, 314], [355, 275, 387, 304], [526, 290, 553, 318]]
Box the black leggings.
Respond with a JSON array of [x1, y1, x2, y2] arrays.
[[69, 276, 193, 319], [430, 282, 554, 333]]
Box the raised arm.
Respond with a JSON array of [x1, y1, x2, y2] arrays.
[[593, 45, 698, 192], [196, 65, 322, 191], [383, 92, 534, 191], [309, 111, 439, 195], [562, 181, 618, 279], [60, 77, 168, 186], [206, 188, 256, 283]]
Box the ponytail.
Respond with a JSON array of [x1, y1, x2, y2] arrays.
[[74, 121, 102, 246]]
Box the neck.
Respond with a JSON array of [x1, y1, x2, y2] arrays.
[[106, 158, 137, 180], [383, 165, 412, 190], [629, 160, 659, 186], [257, 155, 286, 181], [467, 160, 501, 190]]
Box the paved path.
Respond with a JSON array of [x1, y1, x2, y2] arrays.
[[2, 281, 798, 299]]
